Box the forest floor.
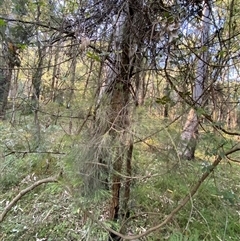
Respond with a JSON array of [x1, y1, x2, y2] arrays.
[[0, 106, 240, 241]]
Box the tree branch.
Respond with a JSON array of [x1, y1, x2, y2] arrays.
[[0, 175, 59, 223], [4, 150, 65, 157], [0, 17, 60, 32]]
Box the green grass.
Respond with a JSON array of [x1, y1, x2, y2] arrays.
[[1, 107, 240, 240]]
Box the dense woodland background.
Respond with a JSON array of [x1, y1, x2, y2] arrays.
[[1, 0, 240, 240]]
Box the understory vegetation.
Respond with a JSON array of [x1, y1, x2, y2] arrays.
[[1, 106, 240, 240]]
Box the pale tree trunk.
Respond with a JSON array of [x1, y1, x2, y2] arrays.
[[178, 1, 210, 160], [163, 83, 170, 118], [31, 45, 46, 147], [134, 48, 146, 106], [9, 68, 19, 124]]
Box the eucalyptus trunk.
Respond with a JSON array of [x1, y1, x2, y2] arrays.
[[179, 1, 210, 160]]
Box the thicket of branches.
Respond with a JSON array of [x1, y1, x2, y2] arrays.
[[1, 0, 240, 240]]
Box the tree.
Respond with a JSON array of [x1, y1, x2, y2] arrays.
[[2, 0, 240, 240], [176, 0, 240, 159]]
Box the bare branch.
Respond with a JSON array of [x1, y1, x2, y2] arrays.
[[0, 175, 59, 223], [4, 150, 65, 157], [0, 17, 61, 32]]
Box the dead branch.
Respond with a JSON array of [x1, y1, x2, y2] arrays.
[[0, 175, 59, 223], [85, 146, 240, 240]]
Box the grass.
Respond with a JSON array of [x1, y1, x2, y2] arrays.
[[1, 106, 240, 240]]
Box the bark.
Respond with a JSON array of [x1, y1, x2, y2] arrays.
[[134, 48, 146, 106], [178, 108, 199, 160], [32, 4, 45, 109], [106, 0, 142, 222], [0, 42, 19, 119], [108, 86, 130, 221], [31, 40, 46, 145], [0, 67, 12, 119], [123, 139, 133, 218], [66, 40, 78, 109], [51, 42, 61, 102], [31, 44, 46, 145], [32, 46, 46, 104]]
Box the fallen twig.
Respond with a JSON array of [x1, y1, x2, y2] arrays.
[[0, 175, 59, 223]]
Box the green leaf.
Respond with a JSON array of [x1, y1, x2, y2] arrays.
[[17, 43, 27, 50], [0, 19, 6, 26], [156, 96, 172, 105], [196, 107, 207, 115], [178, 91, 191, 97], [218, 50, 225, 58], [86, 51, 101, 62]]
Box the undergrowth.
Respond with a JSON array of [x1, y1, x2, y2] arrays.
[[0, 107, 240, 240]]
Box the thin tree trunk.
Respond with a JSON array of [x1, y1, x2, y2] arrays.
[[51, 42, 61, 102], [31, 44, 46, 148], [31, 36, 46, 146], [134, 48, 146, 106], [0, 41, 19, 119], [123, 139, 133, 218], [66, 40, 77, 108], [32, 46, 46, 103], [10, 68, 19, 124], [163, 84, 170, 118], [0, 67, 13, 119]]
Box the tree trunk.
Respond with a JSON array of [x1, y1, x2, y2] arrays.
[[178, 1, 210, 160], [66, 39, 77, 109], [0, 67, 12, 119], [32, 46, 46, 104], [31, 44, 46, 146], [108, 82, 131, 220], [32, 4, 45, 110], [106, 0, 144, 223], [86, 2, 144, 239], [51, 42, 61, 102], [0, 41, 20, 119], [178, 108, 199, 160]]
